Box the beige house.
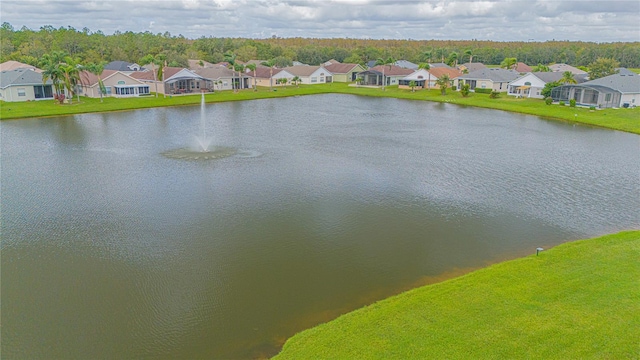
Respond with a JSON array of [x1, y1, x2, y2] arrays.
[[245, 67, 294, 88], [194, 65, 250, 91], [282, 65, 332, 84], [130, 67, 211, 95], [78, 70, 150, 98], [323, 62, 366, 83]]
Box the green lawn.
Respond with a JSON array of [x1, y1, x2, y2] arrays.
[[274, 230, 640, 359], [2, 83, 639, 134]]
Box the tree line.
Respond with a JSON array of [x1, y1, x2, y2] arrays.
[[2, 22, 639, 69]]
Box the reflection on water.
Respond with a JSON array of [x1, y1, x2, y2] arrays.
[[2, 94, 639, 359]]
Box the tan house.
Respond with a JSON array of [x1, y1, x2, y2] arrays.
[[194, 65, 246, 91], [323, 62, 366, 82], [282, 65, 332, 84], [130, 67, 211, 95], [245, 66, 294, 88], [78, 70, 150, 98]]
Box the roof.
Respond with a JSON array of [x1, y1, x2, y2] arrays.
[[514, 62, 533, 72], [429, 62, 453, 69], [582, 72, 640, 93], [457, 68, 521, 82], [104, 61, 143, 72], [194, 66, 236, 79], [245, 66, 284, 79], [283, 65, 328, 77], [0, 68, 51, 88], [549, 63, 588, 75], [78, 69, 118, 86], [0, 60, 41, 73], [394, 60, 418, 69], [188, 59, 216, 70], [324, 63, 362, 74], [324, 59, 340, 66], [428, 67, 463, 79], [368, 65, 414, 76], [459, 62, 487, 72]]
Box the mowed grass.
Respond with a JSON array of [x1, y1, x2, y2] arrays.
[[2, 83, 639, 134], [274, 231, 640, 359]]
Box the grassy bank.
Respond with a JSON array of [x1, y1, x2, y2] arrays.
[[274, 230, 640, 359], [2, 83, 639, 134]]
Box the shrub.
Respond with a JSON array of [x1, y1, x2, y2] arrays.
[[545, 97, 553, 105], [460, 84, 470, 97], [475, 88, 492, 94], [569, 99, 576, 107], [590, 106, 596, 111], [489, 90, 500, 99], [559, 101, 565, 106]]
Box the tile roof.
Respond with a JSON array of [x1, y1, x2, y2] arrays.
[[283, 65, 327, 77], [78, 69, 118, 86], [194, 66, 236, 79], [324, 63, 360, 74], [428, 67, 463, 79], [246, 66, 283, 78], [514, 62, 533, 73], [188, 59, 216, 70], [459, 62, 487, 72], [0, 60, 42, 73], [549, 63, 587, 75]]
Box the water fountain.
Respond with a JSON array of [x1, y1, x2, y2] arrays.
[[162, 92, 238, 160]]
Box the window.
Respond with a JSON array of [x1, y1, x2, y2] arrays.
[[605, 93, 611, 101], [17, 88, 26, 96], [311, 77, 317, 83], [320, 77, 324, 82], [481, 83, 486, 89], [524, 82, 531, 86]]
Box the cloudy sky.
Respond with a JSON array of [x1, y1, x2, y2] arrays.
[[2, 0, 639, 42]]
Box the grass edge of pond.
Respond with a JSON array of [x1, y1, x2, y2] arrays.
[[273, 230, 640, 359]]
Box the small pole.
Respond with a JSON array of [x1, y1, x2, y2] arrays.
[[536, 247, 544, 256]]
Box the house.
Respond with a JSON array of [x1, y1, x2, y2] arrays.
[[0, 68, 54, 102], [0, 60, 41, 73], [398, 67, 462, 90], [357, 65, 414, 86], [129, 67, 212, 95], [245, 66, 293, 88], [550, 72, 640, 108], [428, 62, 453, 69], [78, 70, 150, 98], [195, 65, 248, 91], [282, 65, 332, 84], [455, 68, 520, 92], [104, 61, 144, 73], [458, 62, 487, 73], [507, 72, 585, 99], [323, 62, 366, 82], [549, 63, 587, 75]]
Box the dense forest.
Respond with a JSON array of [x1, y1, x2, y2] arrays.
[[2, 22, 639, 68]]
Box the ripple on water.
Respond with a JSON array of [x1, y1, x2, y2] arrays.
[[161, 146, 237, 161]]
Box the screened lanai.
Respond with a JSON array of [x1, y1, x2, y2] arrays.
[[551, 84, 621, 108]]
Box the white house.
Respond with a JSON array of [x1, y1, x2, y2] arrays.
[[283, 65, 332, 84]]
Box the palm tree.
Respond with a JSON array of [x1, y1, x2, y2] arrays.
[[418, 62, 431, 89], [561, 71, 577, 84], [375, 57, 395, 91], [435, 74, 451, 95], [40, 51, 67, 100], [409, 80, 416, 92], [245, 63, 257, 91], [292, 76, 301, 87], [500, 57, 518, 70], [140, 54, 164, 98], [60, 56, 81, 103], [464, 49, 474, 63], [447, 52, 458, 67], [533, 63, 551, 72], [83, 61, 107, 102], [233, 63, 245, 92], [224, 52, 238, 92], [422, 50, 432, 63], [261, 59, 276, 91]]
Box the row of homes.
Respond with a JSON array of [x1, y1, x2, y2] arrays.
[[1, 59, 638, 108]]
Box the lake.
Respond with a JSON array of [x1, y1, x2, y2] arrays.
[[2, 94, 639, 359]]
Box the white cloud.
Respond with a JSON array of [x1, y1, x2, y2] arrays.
[[0, 0, 637, 41]]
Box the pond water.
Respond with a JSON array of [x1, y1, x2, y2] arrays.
[[2, 94, 639, 359]]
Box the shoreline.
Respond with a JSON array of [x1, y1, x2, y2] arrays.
[[273, 230, 640, 359], [2, 83, 639, 135]]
